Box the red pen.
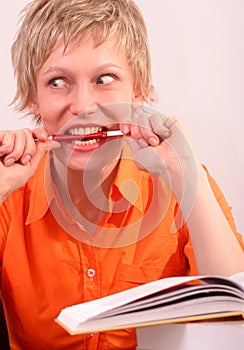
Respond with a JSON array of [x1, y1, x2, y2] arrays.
[[35, 130, 124, 142]]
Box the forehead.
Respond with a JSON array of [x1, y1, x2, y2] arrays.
[[41, 34, 130, 70]]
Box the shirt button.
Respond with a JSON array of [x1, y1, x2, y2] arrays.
[[87, 268, 96, 281]]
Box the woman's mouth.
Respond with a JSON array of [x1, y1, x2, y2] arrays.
[[66, 126, 103, 146], [58, 125, 123, 152]]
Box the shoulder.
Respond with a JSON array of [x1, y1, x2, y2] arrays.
[[0, 153, 48, 213]]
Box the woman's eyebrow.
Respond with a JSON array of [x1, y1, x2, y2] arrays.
[[42, 66, 69, 75], [43, 63, 124, 76]]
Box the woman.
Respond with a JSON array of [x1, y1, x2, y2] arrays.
[[0, 0, 243, 349]]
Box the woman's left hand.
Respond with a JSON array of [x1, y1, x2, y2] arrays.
[[120, 106, 203, 201]]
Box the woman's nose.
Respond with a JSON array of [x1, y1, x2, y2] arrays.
[[69, 84, 98, 116]]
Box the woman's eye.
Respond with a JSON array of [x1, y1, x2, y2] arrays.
[[96, 74, 115, 85], [50, 78, 67, 88]]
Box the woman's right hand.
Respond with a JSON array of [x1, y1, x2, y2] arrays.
[[0, 128, 54, 203]]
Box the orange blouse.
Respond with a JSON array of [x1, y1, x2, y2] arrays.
[[0, 151, 243, 350]]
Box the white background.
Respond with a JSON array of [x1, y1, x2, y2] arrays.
[[0, 0, 243, 236]]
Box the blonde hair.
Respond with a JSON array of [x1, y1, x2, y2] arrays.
[[11, 0, 157, 117]]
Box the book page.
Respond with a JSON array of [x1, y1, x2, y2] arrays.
[[56, 274, 244, 334]]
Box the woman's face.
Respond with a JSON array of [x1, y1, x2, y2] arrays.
[[31, 35, 141, 171]]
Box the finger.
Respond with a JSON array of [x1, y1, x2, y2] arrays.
[[4, 128, 53, 166], [163, 115, 180, 129], [120, 115, 145, 142], [0, 131, 15, 157], [19, 131, 37, 165], [32, 127, 49, 141], [139, 106, 173, 138], [150, 114, 172, 140], [129, 113, 144, 141], [120, 122, 130, 135], [32, 128, 61, 150], [19, 128, 50, 165], [137, 113, 160, 147], [133, 107, 172, 147], [3, 132, 27, 166], [31, 140, 54, 167], [121, 113, 162, 148]]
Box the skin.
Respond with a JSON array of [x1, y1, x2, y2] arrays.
[[0, 34, 243, 275], [33, 36, 140, 170], [28, 35, 172, 227]]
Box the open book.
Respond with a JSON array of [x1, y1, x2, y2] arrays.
[[56, 273, 244, 335]]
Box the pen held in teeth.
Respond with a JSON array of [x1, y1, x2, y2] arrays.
[[35, 130, 124, 142]]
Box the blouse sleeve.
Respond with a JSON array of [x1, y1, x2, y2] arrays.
[[179, 165, 244, 276]]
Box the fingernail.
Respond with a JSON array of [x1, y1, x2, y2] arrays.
[[149, 137, 159, 146], [121, 125, 130, 134], [163, 130, 171, 137], [23, 154, 31, 165], [40, 130, 48, 139], [4, 158, 15, 166]]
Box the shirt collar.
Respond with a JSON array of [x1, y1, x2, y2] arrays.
[[25, 154, 51, 225], [25, 146, 153, 225], [109, 145, 153, 213]]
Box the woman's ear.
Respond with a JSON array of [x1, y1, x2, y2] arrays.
[[132, 89, 144, 104], [28, 101, 40, 116]]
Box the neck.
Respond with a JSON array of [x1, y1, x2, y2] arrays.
[[50, 154, 120, 228]]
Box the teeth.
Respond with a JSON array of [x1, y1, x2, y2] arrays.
[[67, 126, 103, 146], [73, 139, 98, 146], [68, 126, 102, 136]]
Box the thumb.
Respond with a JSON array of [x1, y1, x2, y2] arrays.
[[29, 140, 54, 172]]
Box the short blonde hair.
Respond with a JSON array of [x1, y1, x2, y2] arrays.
[[11, 0, 157, 117]]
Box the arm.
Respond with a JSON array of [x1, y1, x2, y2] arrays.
[[121, 107, 244, 276], [183, 167, 244, 276]]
